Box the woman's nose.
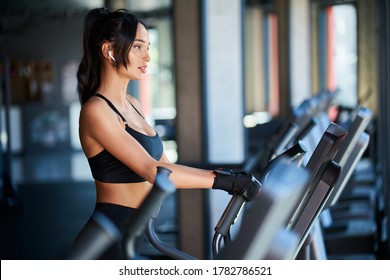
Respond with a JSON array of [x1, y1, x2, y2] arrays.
[[144, 52, 151, 63]]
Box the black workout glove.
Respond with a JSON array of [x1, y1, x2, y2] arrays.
[[212, 168, 262, 202]]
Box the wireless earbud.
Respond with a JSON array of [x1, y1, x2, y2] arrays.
[[108, 50, 116, 62]]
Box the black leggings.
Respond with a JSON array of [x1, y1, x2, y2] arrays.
[[73, 202, 144, 259]]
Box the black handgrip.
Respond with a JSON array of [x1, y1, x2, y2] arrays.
[[259, 142, 307, 186], [156, 166, 172, 177], [123, 166, 175, 259], [150, 166, 173, 219], [214, 195, 246, 235], [283, 141, 307, 159], [272, 122, 299, 157], [145, 167, 197, 260], [212, 195, 246, 258]]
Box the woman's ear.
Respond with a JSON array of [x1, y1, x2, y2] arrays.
[[101, 43, 115, 63]]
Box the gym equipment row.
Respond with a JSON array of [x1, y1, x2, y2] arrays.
[[64, 90, 379, 260]]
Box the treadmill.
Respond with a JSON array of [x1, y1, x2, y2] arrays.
[[216, 159, 310, 260], [289, 107, 373, 259], [285, 122, 347, 258], [325, 107, 373, 208]]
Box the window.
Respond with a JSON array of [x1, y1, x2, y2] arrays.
[[244, 5, 278, 128], [319, 4, 358, 108]]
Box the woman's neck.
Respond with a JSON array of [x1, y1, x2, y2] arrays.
[[98, 68, 130, 106]]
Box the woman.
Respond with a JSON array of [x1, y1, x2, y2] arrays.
[[74, 8, 261, 259]]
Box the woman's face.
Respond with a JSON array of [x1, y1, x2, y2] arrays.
[[120, 23, 151, 80]]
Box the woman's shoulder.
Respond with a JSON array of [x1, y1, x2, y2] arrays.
[[80, 95, 111, 119]]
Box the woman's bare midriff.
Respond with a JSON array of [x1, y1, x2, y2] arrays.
[[95, 181, 153, 208]]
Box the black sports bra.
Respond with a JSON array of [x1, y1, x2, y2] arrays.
[[87, 93, 163, 183]]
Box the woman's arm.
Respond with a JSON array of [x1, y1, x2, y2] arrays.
[[80, 98, 215, 189]]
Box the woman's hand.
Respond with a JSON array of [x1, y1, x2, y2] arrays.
[[212, 168, 262, 202]]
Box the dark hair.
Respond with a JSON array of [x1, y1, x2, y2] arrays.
[[77, 8, 146, 105]]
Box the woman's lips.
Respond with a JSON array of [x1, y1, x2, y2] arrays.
[[138, 65, 147, 73]]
